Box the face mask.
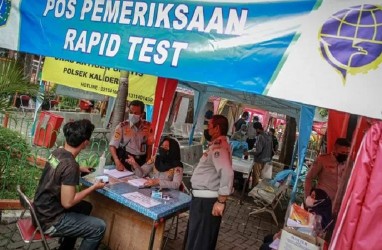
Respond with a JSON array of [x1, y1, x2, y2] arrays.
[[129, 113, 140, 125], [305, 196, 315, 207], [335, 153, 348, 163], [158, 147, 169, 160], [204, 129, 212, 142]]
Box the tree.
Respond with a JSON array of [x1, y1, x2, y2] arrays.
[[278, 116, 297, 167], [0, 59, 38, 112], [109, 70, 129, 134]]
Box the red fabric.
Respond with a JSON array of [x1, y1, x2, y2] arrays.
[[330, 121, 382, 250], [151, 78, 178, 155], [327, 110, 350, 153], [17, 218, 51, 242], [312, 121, 327, 135], [350, 117, 370, 161]]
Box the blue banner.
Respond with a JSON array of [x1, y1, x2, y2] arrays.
[[10, 0, 317, 94]]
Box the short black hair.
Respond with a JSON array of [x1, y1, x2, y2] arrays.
[[335, 138, 351, 147], [242, 111, 249, 118], [129, 100, 145, 114], [253, 122, 263, 130], [211, 115, 229, 136], [63, 119, 94, 147]]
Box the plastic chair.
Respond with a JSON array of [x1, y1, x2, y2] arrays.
[[15, 185, 52, 250]]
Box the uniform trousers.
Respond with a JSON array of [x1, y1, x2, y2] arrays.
[[186, 197, 222, 250]]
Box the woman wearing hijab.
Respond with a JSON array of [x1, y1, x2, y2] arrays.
[[260, 188, 333, 250], [128, 137, 183, 190], [306, 188, 333, 231]]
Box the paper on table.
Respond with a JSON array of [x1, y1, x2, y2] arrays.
[[122, 192, 161, 208], [104, 169, 134, 179], [128, 178, 147, 187]]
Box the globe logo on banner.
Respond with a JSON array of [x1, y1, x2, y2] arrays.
[[319, 4, 382, 83], [0, 0, 11, 26]]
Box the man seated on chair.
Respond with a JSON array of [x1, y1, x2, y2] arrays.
[[33, 119, 106, 250]]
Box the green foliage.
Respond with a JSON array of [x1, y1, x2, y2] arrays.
[[0, 127, 41, 199], [0, 158, 42, 199], [317, 108, 328, 118], [0, 59, 39, 112], [58, 96, 79, 110], [0, 126, 30, 153], [77, 152, 100, 169]]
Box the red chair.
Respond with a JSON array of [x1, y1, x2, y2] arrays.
[[16, 185, 52, 250]]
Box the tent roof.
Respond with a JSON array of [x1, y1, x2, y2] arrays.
[[180, 81, 301, 119]]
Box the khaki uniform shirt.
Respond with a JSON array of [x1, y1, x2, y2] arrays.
[[191, 136, 234, 196], [109, 120, 154, 156], [305, 153, 345, 202]]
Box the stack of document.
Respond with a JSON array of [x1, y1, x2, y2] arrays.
[[127, 178, 148, 188], [104, 169, 134, 179]]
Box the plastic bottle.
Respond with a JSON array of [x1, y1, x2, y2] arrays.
[[97, 152, 106, 176]]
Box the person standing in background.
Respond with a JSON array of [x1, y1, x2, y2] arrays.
[[234, 111, 249, 132], [304, 138, 351, 203], [247, 116, 262, 150]]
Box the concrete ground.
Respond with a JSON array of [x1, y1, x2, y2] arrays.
[[0, 190, 286, 250]]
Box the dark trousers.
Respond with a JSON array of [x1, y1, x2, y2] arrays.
[[186, 197, 222, 250]]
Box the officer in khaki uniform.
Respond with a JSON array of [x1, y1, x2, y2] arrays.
[[186, 115, 234, 250], [109, 100, 153, 171]]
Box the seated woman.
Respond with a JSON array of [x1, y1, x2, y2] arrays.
[[260, 188, 333, 250], [127, 137, 183, 190], [305, 188, 333, 231]]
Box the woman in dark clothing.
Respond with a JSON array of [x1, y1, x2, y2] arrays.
[[259, 188, 333, 250]]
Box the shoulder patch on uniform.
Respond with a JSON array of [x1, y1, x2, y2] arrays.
[[120, 121, 129, 127], [214, 139, 221, 145], [214, 151, 220, 158], [114, 131, 121, 140]]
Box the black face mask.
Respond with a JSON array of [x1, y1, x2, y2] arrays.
[[158, 148, 169, 161], [335, 153, 348, 163], [204, 129, 212, 142]]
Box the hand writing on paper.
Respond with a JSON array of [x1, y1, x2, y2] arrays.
[[126, 155, 138, 168], [115, 160, 125, 171], [144, 178, 159, 187]]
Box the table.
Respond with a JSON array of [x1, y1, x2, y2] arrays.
[[81, 169, 191, 250], [232, 157, 253, 204]]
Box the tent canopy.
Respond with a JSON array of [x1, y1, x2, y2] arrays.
[[180, 81, 301, 120]]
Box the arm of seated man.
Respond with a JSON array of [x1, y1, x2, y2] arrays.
[[61, 181, 105, 209]]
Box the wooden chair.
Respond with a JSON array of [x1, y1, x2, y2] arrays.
[[15, 185, 52, 250]]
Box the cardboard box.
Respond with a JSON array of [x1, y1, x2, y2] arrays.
[[278, 228, 327, 250]]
